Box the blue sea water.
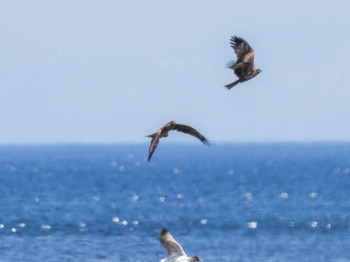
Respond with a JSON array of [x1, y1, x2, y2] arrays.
[[0, 143, 350, 262]]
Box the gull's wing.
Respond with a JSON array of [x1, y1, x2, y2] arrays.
[[173, 124, 210, 146], [230, 36, 255, 65], [160, 228, 186, 258]]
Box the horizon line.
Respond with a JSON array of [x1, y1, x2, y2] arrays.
[[0, 140, 349, 146]]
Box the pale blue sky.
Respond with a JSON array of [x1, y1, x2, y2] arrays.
[[0, 1, 349, 143]]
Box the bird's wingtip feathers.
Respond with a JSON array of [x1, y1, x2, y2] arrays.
[[226, 60, 236, 69], [203, 139, 211, 146], [230, 35, 246, 47]]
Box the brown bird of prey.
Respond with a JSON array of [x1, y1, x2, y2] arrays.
[[146, 120, 209, 161], [159, 228, 202, 262], [225, 35, 262, 89]]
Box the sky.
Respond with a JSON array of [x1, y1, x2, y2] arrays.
[[0, 0, 350, 144]]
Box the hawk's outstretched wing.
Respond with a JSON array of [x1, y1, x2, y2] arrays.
[[147, 121, 175, 161], [230, 36, 255, 65], [147, 132, 161, 161], [173, 124, 210, 146]]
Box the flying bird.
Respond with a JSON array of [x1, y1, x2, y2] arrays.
[[225, 35, 262, 89], [146, 121, 209, 162], [159, 228, 202, 262]]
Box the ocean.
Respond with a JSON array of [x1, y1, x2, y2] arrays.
[[0, 143, 349, 261]]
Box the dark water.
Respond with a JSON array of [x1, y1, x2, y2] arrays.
[[0, 143, 349, 261]]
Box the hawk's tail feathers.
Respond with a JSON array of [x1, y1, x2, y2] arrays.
[[225, 80, 240, 90]]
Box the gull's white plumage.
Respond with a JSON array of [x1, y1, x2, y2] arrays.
[[159, 228, 201, 262]]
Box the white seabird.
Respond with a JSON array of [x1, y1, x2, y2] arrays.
[[159, 228, 201, 262]]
